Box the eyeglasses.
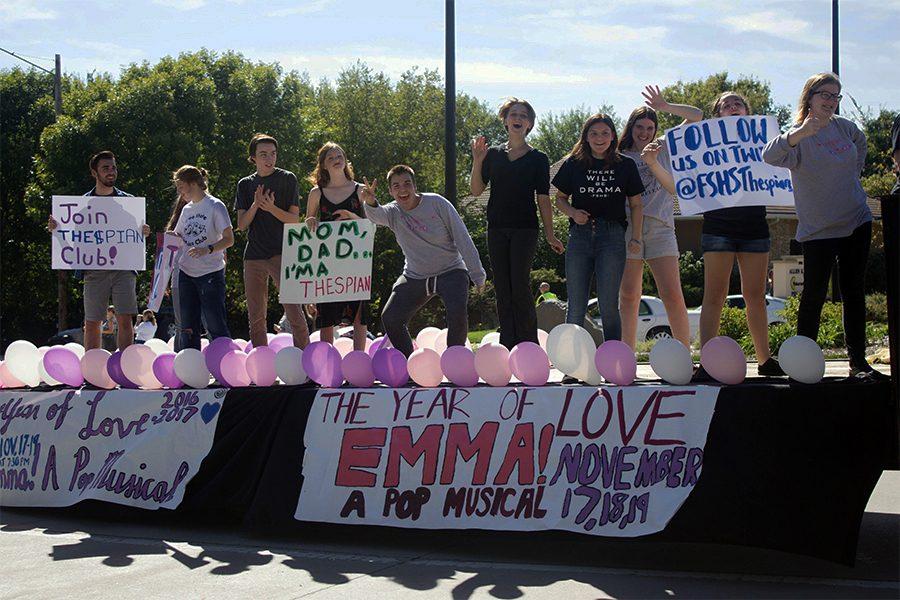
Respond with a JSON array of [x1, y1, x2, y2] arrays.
[[814, 91, 843, 101]]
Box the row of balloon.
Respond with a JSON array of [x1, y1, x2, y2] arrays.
[[0, 325, 825, 390]]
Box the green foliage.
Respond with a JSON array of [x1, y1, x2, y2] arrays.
[[675, 251, 705, 308], [866, 293, 888, 324], [657, 72, 791, 132], [718, 306, 749, 342]]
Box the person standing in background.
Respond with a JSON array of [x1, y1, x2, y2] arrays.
[[134, 309, 157, 343]]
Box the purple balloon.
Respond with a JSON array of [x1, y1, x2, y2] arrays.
[[595, 340, 637, 386], [268, 333, 294, 354], [43, 347, 84, 387], [205, 337, 240, 383], [301, 341, 343, 387], [509, 342, 550, 387], [367, 336, 388, 358], [440, 345, 478, 387], [107, 351, 138, 389], [372, 348, 409, 387], [152, 352, 183, 389], [342, 351, 376, 387]]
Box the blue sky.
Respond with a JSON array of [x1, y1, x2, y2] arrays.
[[2, 0, 897, 121]]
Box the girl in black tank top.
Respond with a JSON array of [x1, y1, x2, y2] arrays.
[[305, 143, 370, 352]]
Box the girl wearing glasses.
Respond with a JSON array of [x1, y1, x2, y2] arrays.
[[764, 73, 884, 380]]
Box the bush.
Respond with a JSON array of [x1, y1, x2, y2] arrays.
[[677, 251, 705, 308], [718, 306, 749, 341], [866, 293, 888, 323]]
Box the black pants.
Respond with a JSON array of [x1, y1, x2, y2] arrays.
[[381, 269, 470, 357], [798, 221, 872, 367], [488, 228, 539, 348]]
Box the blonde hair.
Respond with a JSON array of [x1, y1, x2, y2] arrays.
[[499, 97, 537, 135], [795, 72, 841, 125]]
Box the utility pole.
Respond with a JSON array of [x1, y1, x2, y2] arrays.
[[0, 47, 66, 332], [444, 0, 457, 205], [830, 0, 843, 302]]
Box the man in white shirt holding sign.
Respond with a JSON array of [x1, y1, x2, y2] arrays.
[[47, 151, 150, 351]]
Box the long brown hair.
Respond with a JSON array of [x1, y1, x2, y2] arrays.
[[570, 113, 620, 166], [308, 142, 355, 189], [794, 72, 841, 125], [619, 107, 658, 151], [166, 165, 209, 230]]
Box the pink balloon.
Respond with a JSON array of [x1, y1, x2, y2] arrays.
[[205, 337, 240, 383], [342, 351, 375, 387], [246, 346, 277, 386], [43, 347, 83, 387], [372, 348, 408, 387], [595, 340, 637, 386], [474, 343, 511, 387], [0, 361, 25, 388], [152, 352, 183, 389], [701, 336, 746, 385], [509, 342, 550, 387], [121, 344, 162, 389], [81, 349, 115, 389], [334, 337, 355, 357], [269, 333, 294, 354], [537, 329, 549, 351], [440, 346, 478, 387], [220, 350, 251, 387], [302, 341, 343, 387], [408, 348, 443, 387]]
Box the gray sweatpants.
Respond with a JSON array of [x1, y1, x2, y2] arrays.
[[381, 268, 470, 357]]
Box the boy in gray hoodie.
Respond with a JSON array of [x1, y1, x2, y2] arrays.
[[361, 165, 486, 357]]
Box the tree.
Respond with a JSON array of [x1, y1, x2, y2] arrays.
[[657, 72, 791, 132], [847, 98, 898, 197]]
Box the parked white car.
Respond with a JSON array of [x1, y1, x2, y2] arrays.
[[687, 295, 788, 327], [587, 295, 700, 342]]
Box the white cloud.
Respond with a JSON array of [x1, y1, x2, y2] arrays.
[[722, 11, 811, 39], [152, 0, 206, 10], [0, 0, 56, 23], [266, 0, 332, 18]]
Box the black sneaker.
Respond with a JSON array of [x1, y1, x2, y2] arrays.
[[560, 375, 580, 384], [692, 365, 713, 383], [849, 366, 891, 382], [757, 358, 786, 377]]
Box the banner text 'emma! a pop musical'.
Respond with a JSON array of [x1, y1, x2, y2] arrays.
[[296, 386, 718, 537]]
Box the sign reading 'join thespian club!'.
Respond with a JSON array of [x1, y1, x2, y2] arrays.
[[296, 385, 719, 537], [51, 195, 147, 271], [278, 219, 375, 305]]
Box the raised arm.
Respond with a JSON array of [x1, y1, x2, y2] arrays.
[[641, 141, 676, 195], [643, 85, 703, 124], [305, 187, 321, 230], [469, 136, 488, 197]]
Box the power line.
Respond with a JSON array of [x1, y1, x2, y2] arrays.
[[0, 46, 54, 75]]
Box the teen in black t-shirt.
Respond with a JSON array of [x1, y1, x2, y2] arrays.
[[234, 133, 310, 351], [470, 98, 564, 349], [552, 114, 644, 345]]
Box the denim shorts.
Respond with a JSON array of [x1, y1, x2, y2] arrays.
[[701, 234, 770, 254]]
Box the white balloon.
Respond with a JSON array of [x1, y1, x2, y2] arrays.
[[38, 346, 62, 386], [174, 349, 210, 389], [480, 331, 501, 347], [433, 328, 472, 355], [537, 329, 549, 351], [309, 330, 321, 343], [167, 336, 176, 351], [143, 338, 169, 355], [649, 339, 693, 385], [778, 335, 825, 384], [4, 340, 41, 387], [276, 346, 309, 385], [415, 327, 442, 350], [547, 324, 595, 377], [64, 342, 86, 359], [334, 337, 354, 357]]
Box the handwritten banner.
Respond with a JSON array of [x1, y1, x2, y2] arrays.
[[0, 388, 224, 509], [51, 195, 147, 270], [665, 116, 794, 215], [278, 219, 375, 305], [147, 232, 184, 313], [296, 385, 719, 537]]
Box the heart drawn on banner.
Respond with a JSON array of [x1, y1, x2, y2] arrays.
[[200, 402, 221, 424]]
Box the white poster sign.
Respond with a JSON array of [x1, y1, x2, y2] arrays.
[[665, 116, 794, 215], [278, 219, 375, 304], [0, 388, 224, 509], [147, 232, 184, 313], [296, 385, 719, 537], [51, 195, 147, 270]]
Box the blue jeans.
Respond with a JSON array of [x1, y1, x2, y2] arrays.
[[178, 268, 230, 351], [565, 220, 626, 341]]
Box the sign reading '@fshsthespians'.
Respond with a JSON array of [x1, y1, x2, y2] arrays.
[[279, 219, 375, 305], [52, 195, 147, 270], [665, 116, 794, 215]]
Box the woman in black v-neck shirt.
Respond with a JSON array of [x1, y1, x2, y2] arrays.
[[305, 142, 369, 351], [470, 98, 564, 349]]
